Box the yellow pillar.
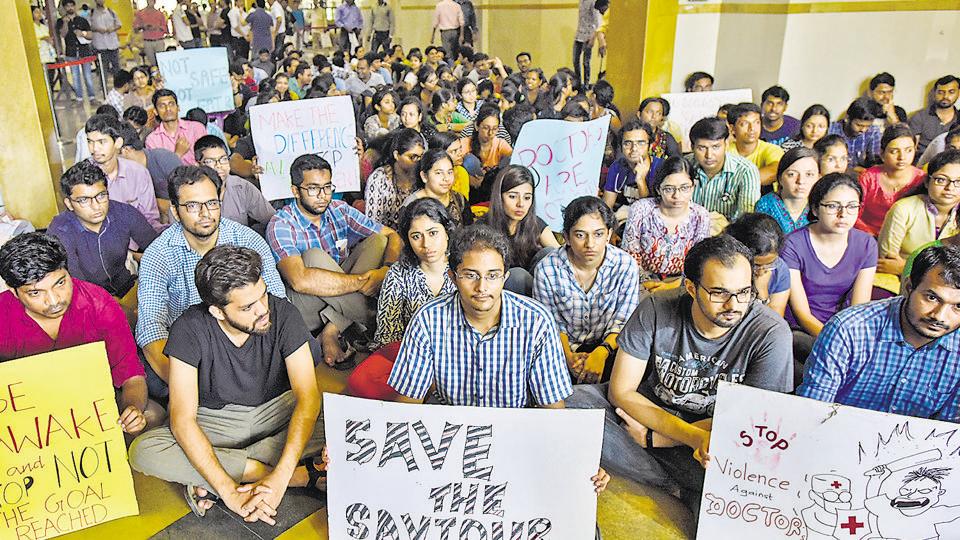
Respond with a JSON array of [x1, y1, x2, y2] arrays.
[[0, 0, 61, 228], [605, 0, 678, 118], [108, 0, 136, 47]]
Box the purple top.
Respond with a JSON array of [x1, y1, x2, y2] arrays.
[[781, 227, 877, 324], [100, 157, 163, 231], [760, 115, 800, 147]]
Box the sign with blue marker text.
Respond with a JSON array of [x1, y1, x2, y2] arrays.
[[250, 96, 360, 200], [510, 116, 611, 231], [156, 47, 233, 113], [324, 394, 604, 539]]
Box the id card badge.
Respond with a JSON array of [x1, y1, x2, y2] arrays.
[[336, 238, 349, 260], [623, 185, 641, 203]]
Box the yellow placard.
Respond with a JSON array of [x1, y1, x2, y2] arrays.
[[0, 342, 139, 540]]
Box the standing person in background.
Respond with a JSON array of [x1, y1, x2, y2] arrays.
[[58, 0, 97, 103], [206, 0, 226, 47], [227, 0, 250, 60], [431, 0, 463, 63], [90, 0, 121, 78], [269, 0, 286, 54], [172, 0, 198, 49], [335, 0, 363, 54], [133, 0, 168, 66], [246, 0, 275, 56], [290, 0, 306, 50], [572, 0, 607, 87], [456, 0, 477, 48], [367, 0, 393, 54]]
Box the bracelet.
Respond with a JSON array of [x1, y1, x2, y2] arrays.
[[646, 428, 655, 448]]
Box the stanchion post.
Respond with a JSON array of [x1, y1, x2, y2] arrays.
[[42, 64, 62, 140], [97, 54, 108, 101]]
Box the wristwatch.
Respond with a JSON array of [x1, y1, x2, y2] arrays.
[[600, 342, 615, 356]]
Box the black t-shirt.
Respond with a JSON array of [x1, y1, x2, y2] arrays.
[[57, 15, 93, 58], [164, 295, 311, 409], [234, 135, 257, 160]]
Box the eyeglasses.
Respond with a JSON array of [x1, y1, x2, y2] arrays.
[[659, 184, 693, 196], [455, 270, 505, 283], [70, 190, 109, 207], [698, 284, 755, 304], [622, 140, 648, 149], [296, 184, 336, 197], [178, 199, 221, 214], [200, 156, 231, 167], [931, 176, 960, 189], [818, 202, 861, 214]]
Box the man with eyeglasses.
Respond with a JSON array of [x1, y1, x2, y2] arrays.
[[565, 235, 793, 522], [48, 161, 158, 316], [194, 135, 276, 229], [137, 166, 287, 400], [267, 154, 402, 374], [602, 119, 663, 221], [798, 244, 960, 423], [85, 114, 163, 231]]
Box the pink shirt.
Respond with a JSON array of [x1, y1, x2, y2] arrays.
[[145, 119, 207, 166], [433, 0, 464, 30], [133, 8, 168, 41], [101, 157, 163, 231], [855, 165, 926, 236], [0, 279, 145, 388]]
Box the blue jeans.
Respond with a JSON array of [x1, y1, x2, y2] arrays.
[[67, 56, 96, 100]]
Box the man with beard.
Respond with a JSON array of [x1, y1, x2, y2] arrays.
[[130, 245, 327, 521], [565, 235, 793, 522], [909, 74, 960, 158], [759, 85, 800, 147], [145, 89, 209, 166], [137, 166, 286, 400], [267, 154, 401, 371], [85, 114, 163, 231], [798, 245, 960, 422]]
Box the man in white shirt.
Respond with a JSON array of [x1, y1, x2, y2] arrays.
[[270, 0, 286, 53], [227, 0, 250, 60], [172, 0, 198, 48]]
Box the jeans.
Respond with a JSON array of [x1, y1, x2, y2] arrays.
[[370, 30, 390, 54], [96, 48, 120, 77], [440, 28, 460, 59], [572, 39, 593, 86], [338, 27, 357, 53], [67, 56, 96, 100]]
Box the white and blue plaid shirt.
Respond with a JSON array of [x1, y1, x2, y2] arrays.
[[135, 218, 287, 347], [533, 245, 640, 348], [798, 296, 960, 423], [388, 290, 573, 408]]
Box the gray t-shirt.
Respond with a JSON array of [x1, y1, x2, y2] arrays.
[[618, 288, 793, 422], [222, 175, 276, 226]]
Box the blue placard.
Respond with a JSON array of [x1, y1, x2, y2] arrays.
[[156, 47, 233, 113]]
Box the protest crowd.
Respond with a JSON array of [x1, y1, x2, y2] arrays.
[[8, 0, 960, 536]]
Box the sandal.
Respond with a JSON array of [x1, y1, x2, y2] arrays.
[[184, 484, 219, 517], [300, 456, 327, 501]]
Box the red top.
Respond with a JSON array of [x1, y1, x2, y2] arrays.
[[855, 165, 926, 236], [0, 279, 145, 388], [134, 8, 168, 41]]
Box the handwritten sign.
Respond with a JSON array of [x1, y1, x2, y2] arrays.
[[660, 89, 753, 151], [324, 394, 603, 539], [0, 343, 139, 540], [250, 96, 360, 200], [697, 382, 960, 539], [510, 116, 610, 231], [156, 47, 233, 113]]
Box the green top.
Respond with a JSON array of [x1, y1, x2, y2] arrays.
[[902, 240, 943, 282]]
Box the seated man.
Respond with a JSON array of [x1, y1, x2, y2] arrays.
[[387, 224, 609, 493], [267, 154, 402, 368], [689, 117, 761, 225], [0, 233, 163, 435], [827, 97, 883, 171], [145, 89, 208, 165], [48, 161, 158, 312], [129, 245, 326, 521], [137, 166, 286, 399], [758, 85, 800, 146], [601, 119, 663, 218], [798, 244, 960, 422], [867, 72, 907, 128], [566, 235, 793, 520], [194, 135, 276, 228], [727, 102, 784, 187], [86, 113, 163, 231], [118, 124, 182, 223], [533, 197, 639, 383]]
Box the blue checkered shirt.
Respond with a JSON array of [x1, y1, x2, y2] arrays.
[[135, 218, 287, 347], [797, 297, 960, 422], [533, 245, 640, 348], [388, 291, 573, 408], [267, 200, 383, 265], [827, 121, 882, 169]]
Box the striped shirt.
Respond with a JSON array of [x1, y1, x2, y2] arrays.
[[690, 152, 760, 222], [388, 291, 573, 408], [797, 297, 960, 422], [532, 245, 640, 348], [827, 121, 882, 169], [135, 218, 287, 347], [267, 200, 383, 265]]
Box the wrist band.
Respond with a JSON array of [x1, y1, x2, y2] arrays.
[[646, 428, 655, 448]]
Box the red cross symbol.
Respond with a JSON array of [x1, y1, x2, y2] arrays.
[[831, 481, 843, 489], [840, 516, 865, 535]]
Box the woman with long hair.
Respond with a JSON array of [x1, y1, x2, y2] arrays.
[[455, 78, 482, 122], [536, 71, 574, 120], [123, 66, 159, 124], [363, 87, 400, 138], [856, 123, 926, 236], [403, 148, 473, 225], [364, 129, 426, 229], [754, 147, 820, 234], [479, 165, 560, 295], [428, 131, 474, 199], [781, 105, 830, 151], [427, 88, 469, 134]]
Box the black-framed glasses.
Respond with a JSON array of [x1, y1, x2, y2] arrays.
[[70, 190, 109, 207], [297, 184, 336, 198], [455, 270, 505, 283], [200, 156, 231, 167], [178, 199, 221, 214], [931, 176, 960, 189], [818, 202, 861, 215], [659, 184, 693, 196], [622, 140, 649, 149], [698, 284, 755, 304]]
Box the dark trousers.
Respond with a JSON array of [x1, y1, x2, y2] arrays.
[[370, 30, 390, 54], [209, 33, 224, 47], [96, 48, 120, 77], [232, 35, 250, 60], [274, 31, 286, 53], [440, 28, 459, 59], [338, 28, 356, 53], [573, 39, 593, 86]]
